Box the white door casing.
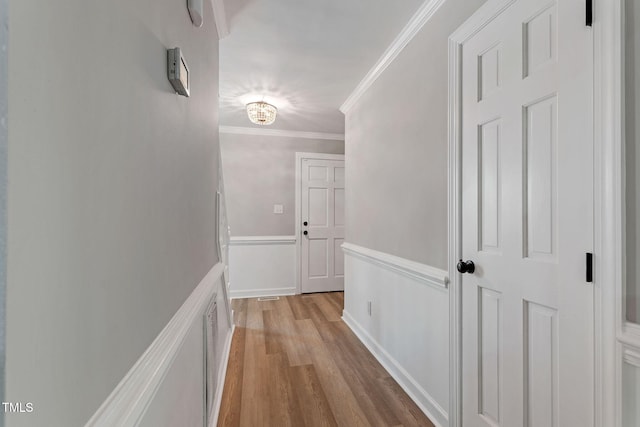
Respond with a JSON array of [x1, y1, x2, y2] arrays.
[[295, 153, 345, 293], [453, 0, 595, 426]]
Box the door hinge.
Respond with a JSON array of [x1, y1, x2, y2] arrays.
[[586, 252, 593, 283], [586, 0, 593, 27]]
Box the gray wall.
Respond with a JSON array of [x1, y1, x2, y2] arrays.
[[345, 0, 486, 269], [7, 0, 220, 425], [220, 133, 344, 236]]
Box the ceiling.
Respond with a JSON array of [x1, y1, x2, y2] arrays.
[[218, 0, 424, 134]]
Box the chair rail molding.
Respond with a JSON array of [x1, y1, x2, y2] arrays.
[[229, 235, 296, 246], [623, 347, 640, 368], [86, 263, 226, 427], [341, 242, 448, 291]]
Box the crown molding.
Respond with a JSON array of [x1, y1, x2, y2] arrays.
[[219, 126, 345, 141], [339, 0, 447, 114], [211, 0, 229, 39]]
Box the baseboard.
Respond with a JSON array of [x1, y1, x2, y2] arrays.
[[210, 324, 235, 427], [230, 287, 296, 299], [342, 310, 448, 427], [85, 263, 225, 426]]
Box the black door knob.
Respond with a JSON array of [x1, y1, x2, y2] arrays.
[[303, 230, 308, 235], [457, 259, 475, 274], [303, 221, 308, 226]]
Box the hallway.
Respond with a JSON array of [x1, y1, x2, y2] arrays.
[[218, 293, 435, 427]]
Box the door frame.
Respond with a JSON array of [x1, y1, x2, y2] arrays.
[[596, 0, 640, 425], [447, 1, 610, 426], [294, 152, 345, 294]]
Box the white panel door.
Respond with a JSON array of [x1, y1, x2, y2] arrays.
[[460, 1, 593, 426], [301, 158, 345, 293]]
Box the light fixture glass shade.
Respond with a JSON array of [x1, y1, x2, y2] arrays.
[[246, 101, 277, 125]]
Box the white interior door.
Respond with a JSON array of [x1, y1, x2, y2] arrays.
[[459, 0, 594, 426], [300, 157, 345, 293]]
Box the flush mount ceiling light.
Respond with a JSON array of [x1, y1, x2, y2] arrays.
[[246, 101, 277, 125]]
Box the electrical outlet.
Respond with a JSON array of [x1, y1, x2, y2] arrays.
[[367, 301, 372, 316], [273, 204, 284, 214]]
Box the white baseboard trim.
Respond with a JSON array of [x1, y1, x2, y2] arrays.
[[230, 287, 296, 299], [342, 310, 448, 427], [86, 263, 225, 427], [210, 324, 235, 427], [341, 242, 448, 291]]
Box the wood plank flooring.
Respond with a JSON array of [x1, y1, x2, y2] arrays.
[[218, 293, 435, 427]]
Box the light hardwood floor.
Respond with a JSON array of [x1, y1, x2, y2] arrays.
[[218, 292, 435, 427]]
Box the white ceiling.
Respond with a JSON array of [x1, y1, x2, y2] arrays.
[[219, 0, 424, 134]]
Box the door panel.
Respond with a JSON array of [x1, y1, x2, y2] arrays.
[[479, 119, 502, 252], [460, 0, 593, 426], [301, 158, 345, 293], [308, 188, 328, 226], [524, 95, 557, 260], [308, 239, 328, 278], [523, 301, 558, 427], [479, 287, 502, 425]]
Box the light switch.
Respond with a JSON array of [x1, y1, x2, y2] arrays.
[[273, 204, 284, 214]]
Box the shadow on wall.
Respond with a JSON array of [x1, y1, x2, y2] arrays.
[[224, 0, 255, 30]]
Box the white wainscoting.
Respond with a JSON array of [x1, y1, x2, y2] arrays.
[[229, 236, 297, 298], [342, 243, 450, 427], [622, 345, 640, 427], [85, 264, 233, 427]]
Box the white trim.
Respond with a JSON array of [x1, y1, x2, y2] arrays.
[[85, 263, 225, 427], [295, 152, 346, 294], [447, 34, 463, 427], [622, 346, 640, 368], [219, 126, 344, 141], [342, 310, 447, 427], [341, 242, 448, 291], [621, 323, 640, 348], [211, 0, 229, 39], [594, 0, 623, 426], [210, 324, 235, 427], [229, 236, 296, 246], [339, 0, 447, 113], [448, 0, 517, 43], [230, 287, 296, 299]]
